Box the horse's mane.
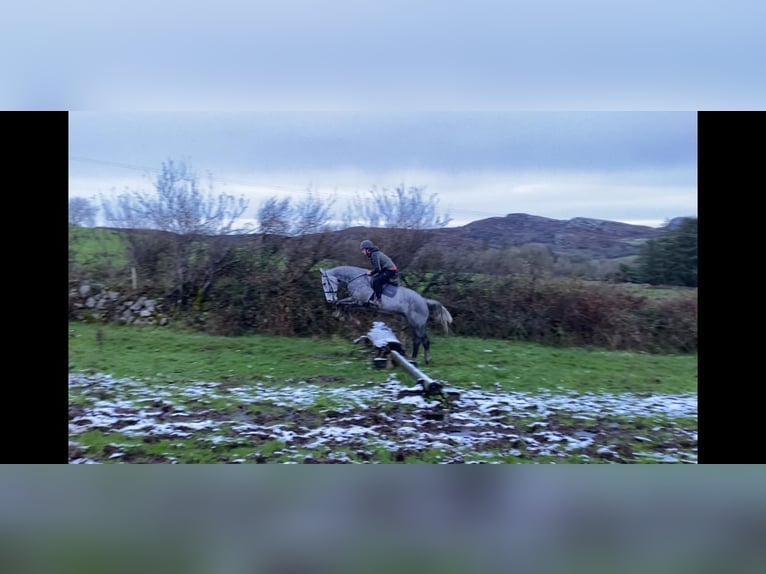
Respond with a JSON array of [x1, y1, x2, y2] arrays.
[[324, 265, 369, 279], [331, 265, 367, 274]]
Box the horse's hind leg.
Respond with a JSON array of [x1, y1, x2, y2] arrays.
[[411, 326, 430, 364], [421, 333, 431, 365]]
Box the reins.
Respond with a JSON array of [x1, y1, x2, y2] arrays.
[[321, 269, 368, 300]]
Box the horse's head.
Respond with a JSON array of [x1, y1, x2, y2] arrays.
[[319, 269, 339, 302]]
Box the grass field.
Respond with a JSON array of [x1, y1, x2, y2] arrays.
[[69, 225, 128, 268], [68, 321, 697, 464]]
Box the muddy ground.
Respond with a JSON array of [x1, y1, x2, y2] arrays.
[[69, 373, 697, 464]]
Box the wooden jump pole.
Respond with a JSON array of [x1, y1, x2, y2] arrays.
[[356, 321, 444, 397], [389, 349, 444, 396]]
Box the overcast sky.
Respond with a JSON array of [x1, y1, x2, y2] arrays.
[[38, 1, 762, 229], [7, 1, 764, 110], [69, 111, 697, 228]]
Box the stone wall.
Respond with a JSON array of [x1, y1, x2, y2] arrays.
[[68, 282, 169, 326]]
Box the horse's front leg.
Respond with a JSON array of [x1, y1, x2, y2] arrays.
[[334, 301, 350, 317], [337, 296, 362, 308], [334, 299, 361, 325]]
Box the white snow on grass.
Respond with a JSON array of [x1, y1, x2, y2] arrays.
[[69, 373, 697, 464]]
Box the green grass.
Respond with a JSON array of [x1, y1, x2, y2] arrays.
[[69, 225, 129, 268], [69, 321, 697, 464], [422, 334, 695, 395], [69, 322, 696, 395]]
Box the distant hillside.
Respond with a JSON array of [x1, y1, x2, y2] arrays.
[[326, 213, 667, 260], [438, 213, 663, 258], [86, 213, 680, 265]]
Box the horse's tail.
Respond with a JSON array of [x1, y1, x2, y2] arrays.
[[425, 299, 453, 334]]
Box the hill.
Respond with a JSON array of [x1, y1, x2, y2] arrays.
[[318, 213, 666, 260], [76, 212, 677, 275]]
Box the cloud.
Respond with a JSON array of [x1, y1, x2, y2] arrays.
[[5, 2, 765, 110], [68, 111, 696, 228]]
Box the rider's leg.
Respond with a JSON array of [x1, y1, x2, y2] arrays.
[[373, 270, 395, 300], [370, 275, 384, 302]]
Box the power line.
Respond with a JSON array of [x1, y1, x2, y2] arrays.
[[69, 155, 318, 196]]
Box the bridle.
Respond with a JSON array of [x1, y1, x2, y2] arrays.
[[320, 270, 339, 301], [321, 270, 368, 302]]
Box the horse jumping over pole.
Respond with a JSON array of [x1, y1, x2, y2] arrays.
[[320, 265, 452, 364], [356, 321, 460, 404]]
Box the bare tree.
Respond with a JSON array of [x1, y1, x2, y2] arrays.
[[258, 189, 337, 236], [292, 188, 337, 235], [69, 197, 98, 227], [340, 183, 452, 275], [102, 159, 249, 235], [257, 196, 292, 235], [100, 159, 249, 305], [343, 183, 452, 229]]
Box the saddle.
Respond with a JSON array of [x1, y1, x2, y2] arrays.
[[381, 282, 399, 298], [356, 283, 398, 309]]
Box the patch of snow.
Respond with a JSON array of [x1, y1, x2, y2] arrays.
[[68, 373, 697, 464]]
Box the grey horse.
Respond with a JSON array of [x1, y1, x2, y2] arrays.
[[320, 265, 452, 364]]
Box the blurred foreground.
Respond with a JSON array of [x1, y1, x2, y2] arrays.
[[1, 467, 763, 574]]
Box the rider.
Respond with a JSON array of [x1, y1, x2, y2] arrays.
[[360, 239, 398, 307]]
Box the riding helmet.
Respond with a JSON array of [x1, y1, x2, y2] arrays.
[[360, 240, 375, 250]]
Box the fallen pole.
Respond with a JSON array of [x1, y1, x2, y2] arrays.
[[355, 321, 451, 398], [390, 349, 443, 396]]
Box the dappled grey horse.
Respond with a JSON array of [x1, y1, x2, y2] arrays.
[[320, 265, 452, 364]]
